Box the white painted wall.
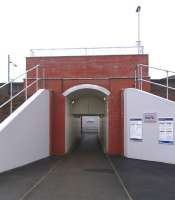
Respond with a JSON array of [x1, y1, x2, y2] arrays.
[[0, 89, 50, 173], [82, 116, 99, 133], [124, 88, 175, 164]]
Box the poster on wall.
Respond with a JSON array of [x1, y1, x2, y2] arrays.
[[159, 118, 174, 144], [129, 118, 143, 140]]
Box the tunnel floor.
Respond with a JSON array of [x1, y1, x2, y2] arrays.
[[0, 133, 129, 200]]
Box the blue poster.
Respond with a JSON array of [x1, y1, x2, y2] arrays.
[[159, 118, 174, 144]]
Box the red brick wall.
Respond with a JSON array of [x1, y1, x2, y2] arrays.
[[26, 55, 149, 155]]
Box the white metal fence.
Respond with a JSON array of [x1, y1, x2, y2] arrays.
[[30, 46, 144, 57], [0, 65, 40, 115], [135, 64, 175, 99]]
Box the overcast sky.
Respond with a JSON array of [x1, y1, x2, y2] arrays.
[[1, 0, 175, 81]]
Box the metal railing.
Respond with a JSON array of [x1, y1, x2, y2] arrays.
[[135, 64, 175, 99], [0, 64, 40, 116], [30, 46, 144, 57]]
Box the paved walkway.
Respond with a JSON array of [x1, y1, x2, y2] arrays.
[[0, 134, 129, 200], [110, 156, 175, 200]]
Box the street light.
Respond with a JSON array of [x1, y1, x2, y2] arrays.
[[136, 6, 141, 54]]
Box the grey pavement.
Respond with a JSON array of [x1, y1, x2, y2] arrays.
[[0, 134, 129, 200], [110, 156, 175, 200], [0, 156, 60, 200]]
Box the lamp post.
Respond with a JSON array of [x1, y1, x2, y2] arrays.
[[136, 6, 141, 54]]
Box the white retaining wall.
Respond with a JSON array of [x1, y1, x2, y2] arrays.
[[124, 88, 175, 164], [0, 89, 50, 173]]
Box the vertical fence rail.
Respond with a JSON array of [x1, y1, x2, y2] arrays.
[[134, 70, 137, 88], [137, 65, 140, 89], [36, 65, 39, 91], [10, 82, 13, 114], [25, 77, 28, 100], [166, 70, 169, 99], [42, 68, 46, 89], [140, 65, 143, 90]]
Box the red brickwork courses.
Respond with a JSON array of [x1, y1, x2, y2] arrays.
[[26, 55, 149, 155]]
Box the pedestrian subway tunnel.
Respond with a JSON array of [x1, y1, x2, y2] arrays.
[[65, 87, 109, 153]]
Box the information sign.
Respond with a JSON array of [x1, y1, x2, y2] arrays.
[[143, 113, 157, 123], [129, 118, 143, 140], [159, 118, 174, 144]]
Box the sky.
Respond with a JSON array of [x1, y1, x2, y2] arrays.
[[1, 0, 175, 82]]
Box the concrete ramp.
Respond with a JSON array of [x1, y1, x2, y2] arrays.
[[0, 89, 50, 173], [124, 88, 175, 164]]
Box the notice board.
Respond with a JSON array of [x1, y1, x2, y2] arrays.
[[159, 118, 174, 144], [129, 118, 143, 140]]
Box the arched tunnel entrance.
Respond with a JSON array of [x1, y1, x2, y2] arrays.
[[64, 84, 110, 153]]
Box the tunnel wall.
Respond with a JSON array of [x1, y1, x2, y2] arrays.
[[27, 55, 149, 155], [65, 98, 81, 152], [70, 96, 105, 115], [99, 100, 108, 152]]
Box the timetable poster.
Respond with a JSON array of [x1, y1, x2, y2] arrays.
[[159, 118, 174, 144], [129, 118, 143, 140]]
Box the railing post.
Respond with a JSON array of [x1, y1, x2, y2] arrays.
[[140, 65, 143, 90], [25, 77, 28, 100], [42, 68, 46, 89], [10, 81, 13, 114], [36, 65, 39, 91], [134, 70, 137, 88], [137, 64, 140, 89], [166, 70, 169, 99]]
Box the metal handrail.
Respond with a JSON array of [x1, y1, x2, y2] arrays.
[[30, 46, 144, 56], [0, 82, 10, 89], [12, 64, 40, 82], [0, 65, 40, 90], [0, 80, 38, 109], [138, 64, 175, 74], [0, 64, 41, 118], [142, 79, 175, 90], [135, 64, 175, 99]]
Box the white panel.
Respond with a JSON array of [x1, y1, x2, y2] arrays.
[[0, 89, 50, 173], [124, 88, 175, 164], [82, 116, 99, 133]]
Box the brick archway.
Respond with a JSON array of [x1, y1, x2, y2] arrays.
[[63, 84, 111, 96]]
